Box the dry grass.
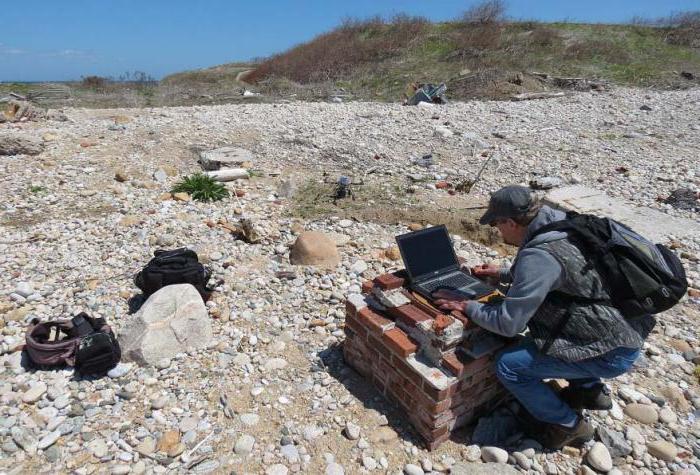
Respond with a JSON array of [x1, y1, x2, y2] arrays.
[[246, 15, 428, 84], [564, 38, 632, 64]]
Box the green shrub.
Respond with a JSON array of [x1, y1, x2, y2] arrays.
[[171, 173, 229, 202]]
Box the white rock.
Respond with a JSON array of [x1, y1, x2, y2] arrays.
[[481, 446, 508, 463], [14, 282, 34, 298], [325, 463, 344, 475], [234, 434, 255, 455], [404, 463, 424, 475], [240, 413, 259, 427], [263, 358, 288, 372], [266, 464, 289, 475], [586, 442, 613, 472], [37, 430, 61, 450], [108, 363, 133, 379], [118, 284, 212, 366], [22, 382, 47, 403], [350, 260, 368, 274]]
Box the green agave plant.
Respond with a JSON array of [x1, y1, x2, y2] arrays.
[[171, 173, 229, 202]]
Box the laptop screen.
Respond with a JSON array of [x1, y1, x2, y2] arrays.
[[396, 225, 459, 280]]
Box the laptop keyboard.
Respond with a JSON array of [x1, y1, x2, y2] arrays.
[[422, 273, 475, 293]]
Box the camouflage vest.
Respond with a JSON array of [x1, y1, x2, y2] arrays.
[[523, 238, 656, 362]]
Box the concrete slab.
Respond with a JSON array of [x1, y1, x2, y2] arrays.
[[544, 186, 700, 243]]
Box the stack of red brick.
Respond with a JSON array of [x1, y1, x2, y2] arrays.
[[343, 270, 511, 450]]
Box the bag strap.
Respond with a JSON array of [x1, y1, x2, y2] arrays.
[[71, 313, 95, 337]]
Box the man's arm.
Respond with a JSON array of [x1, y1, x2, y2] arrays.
[[465, 248, 564, 337]]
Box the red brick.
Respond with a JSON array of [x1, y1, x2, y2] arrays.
[[391, 354, 424, 386], [460, 355, 494, 379], [361, 280, 374, 293], [374, 272, 405, 290], [441, 351, 464, 378], [367, 334, 392, 360], [344, 314, 368, 339], [421, 382, 451, 402], [425, 433, 450, 451], [382, 328, 418, 358], [357, 307, 394, 334], [372, 374, 386, 394], [388, 304, 432, 327], [345, 299, 357, 317], [433, 314, 454, 335]]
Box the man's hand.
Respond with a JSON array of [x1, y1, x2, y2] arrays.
[[471, 263, 500, 279], [432, 289, 470, 313]]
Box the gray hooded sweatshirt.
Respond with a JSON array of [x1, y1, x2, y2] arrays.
[[466, 205, 655, 361]]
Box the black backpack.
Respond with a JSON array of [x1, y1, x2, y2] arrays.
[[26, 313, 121, 375], [533, 211, 688, 318], [134, 248, 211, 300]]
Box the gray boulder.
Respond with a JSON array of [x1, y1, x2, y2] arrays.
[[0, 132, 44, 156], [118, 284, 212, 365]]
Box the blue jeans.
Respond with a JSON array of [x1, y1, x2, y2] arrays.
[[495, 339, 640, 426]]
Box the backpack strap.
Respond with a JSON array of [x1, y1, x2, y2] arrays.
[[71, 313, 95, 337]]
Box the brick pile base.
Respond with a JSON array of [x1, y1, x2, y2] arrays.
[[343, 270, 512, 450]]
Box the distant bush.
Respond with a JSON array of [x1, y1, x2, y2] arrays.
[[245, 15, 428, 83], [81, 75, 108, 91], [630, 10, 700, 47], [460, 0, 507, 25]]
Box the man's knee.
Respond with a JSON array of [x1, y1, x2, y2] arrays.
[[495, 344, 535, 384]]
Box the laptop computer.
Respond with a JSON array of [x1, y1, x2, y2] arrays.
[[395, 225, 495, 301]]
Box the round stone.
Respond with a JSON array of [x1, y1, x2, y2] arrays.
[[343, 422, 360, 440], [462, 444, 481, 462], [623, 403, 659, 424], [404, 463, 424, 475], [647, 440, 678, 462], [481, 446, 508, 464], [586, 442, 613, 472]]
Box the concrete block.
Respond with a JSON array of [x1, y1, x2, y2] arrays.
[[545, 185, 700, 242]]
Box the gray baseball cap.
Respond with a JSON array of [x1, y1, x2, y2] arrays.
[[479, 185, 534, 225]]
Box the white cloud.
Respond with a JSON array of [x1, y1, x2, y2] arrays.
[[0, 43, 27, 55]]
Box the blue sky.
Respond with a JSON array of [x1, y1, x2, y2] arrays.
[[1, 0, 697, 82]]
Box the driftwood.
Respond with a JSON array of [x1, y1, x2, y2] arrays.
[[530, 72, 608, 91], [511, 91, 567, 101]]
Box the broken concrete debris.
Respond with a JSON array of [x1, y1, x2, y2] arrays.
[[406, 83, 447, 106], [196, 146, 253, 182], [529, 176, 563, 190], [206, 168, 250, 182], [198, 146, 254, 171]]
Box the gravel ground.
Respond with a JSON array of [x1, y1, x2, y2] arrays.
[[0, 87, 699, 475]]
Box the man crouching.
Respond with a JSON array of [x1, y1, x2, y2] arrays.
[[434, 185, 655, 449]]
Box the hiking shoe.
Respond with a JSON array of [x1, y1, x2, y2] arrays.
[[559, 383, 613, 411], [538, 418, 595, 450]]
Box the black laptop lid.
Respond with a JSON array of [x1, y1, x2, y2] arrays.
[[395, 225, 460, 282]]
